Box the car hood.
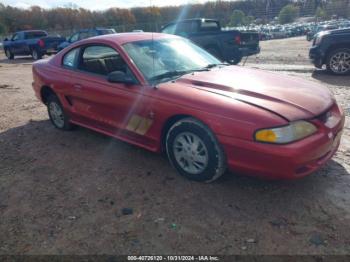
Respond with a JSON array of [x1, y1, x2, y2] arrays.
[[176, 66, 334, 121]]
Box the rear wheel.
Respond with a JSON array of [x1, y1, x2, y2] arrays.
[[207, 47, 221, 60], [5, 49, 14, 60], [326, 48, 350, 75], [31, 49, 42, 60], [166, 117, 226, 183], [47, 94, 73, 130], [229, 56, 242, 65]]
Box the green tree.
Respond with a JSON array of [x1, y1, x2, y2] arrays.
[[278, 4, 299, 24], [0, 22, 6, 35], [315, 7, 327, 21], [229, 9, 246, 26]]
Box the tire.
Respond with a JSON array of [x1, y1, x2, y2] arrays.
[[326, 48, 350, 75], [47, 94, 73, 130], [166, 117, 226, 183], [5, 49, 14, 60], [31, 49, 42, 60], [229, 56, 242, 65]]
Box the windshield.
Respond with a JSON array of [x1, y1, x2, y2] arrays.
[[123, 38, 221, 83]]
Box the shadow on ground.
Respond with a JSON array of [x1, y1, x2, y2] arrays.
[[312, 70, 350, 87], [1, 120, 350, 254]]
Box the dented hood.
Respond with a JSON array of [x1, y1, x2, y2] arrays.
[[178, 66, 334, 121]]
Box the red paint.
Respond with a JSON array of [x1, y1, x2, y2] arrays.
[[32, 33, 345, 179]]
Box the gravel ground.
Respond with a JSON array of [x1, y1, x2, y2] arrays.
[[0, 36, 350, 255]]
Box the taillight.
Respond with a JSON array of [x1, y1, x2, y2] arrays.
[[235, 35, 241, 45], [38, 39, 45, 48]]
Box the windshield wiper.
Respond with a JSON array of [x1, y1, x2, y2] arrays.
[[150, 68, 210, 82], [149, 70, 191, 81]]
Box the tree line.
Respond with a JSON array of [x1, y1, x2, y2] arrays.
[[0, 0, 349, 35]]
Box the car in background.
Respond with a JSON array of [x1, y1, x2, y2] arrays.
[[57, 28, 116, 51], [32, 33, 344, 182], [310, 28, 350, 75], [3, 30, 65, 60], [161, 18, 260, 64]]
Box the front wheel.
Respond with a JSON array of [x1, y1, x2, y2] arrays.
[[166, 118, 227, 183], [5, 49, 14, 60], [229, 56, 242, 65], [47, 95, 73, 130], [31, 49, 42, 60], [326, 48, 350, 75]]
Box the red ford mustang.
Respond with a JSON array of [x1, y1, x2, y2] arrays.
[[32, 33, 345, 182]]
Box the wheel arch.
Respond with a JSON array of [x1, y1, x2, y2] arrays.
[[40, 85, 56, 104], [160, 114, 194, 152], [324, 43, 350, 64]]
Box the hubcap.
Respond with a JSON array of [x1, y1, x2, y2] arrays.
[[330, 51, 350, 74], [173, 132, 208, 175], [49, 102, 64, 128]]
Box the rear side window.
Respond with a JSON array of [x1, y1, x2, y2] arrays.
[[79, 31, 96, 40], [63, 48, 79, 68]]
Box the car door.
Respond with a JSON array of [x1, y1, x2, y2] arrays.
[[10, 33, 22, 54], [63, 44, 153, 137]]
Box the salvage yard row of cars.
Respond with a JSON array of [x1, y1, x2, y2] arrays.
[[233, 19, 350, 41]]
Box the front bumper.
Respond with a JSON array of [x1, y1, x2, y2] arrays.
[[309, 46, 325, 68], [218, 105, 345, 179]]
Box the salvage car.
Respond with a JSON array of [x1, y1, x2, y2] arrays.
[[32, 33, 345, 182]]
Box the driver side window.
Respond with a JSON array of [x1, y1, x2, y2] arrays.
[[78, 45, 135, 80], [12, 34, 20, 41]]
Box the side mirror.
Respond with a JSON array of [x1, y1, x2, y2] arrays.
[[107, 71, 136, 85], [4, 38, 8, 41]]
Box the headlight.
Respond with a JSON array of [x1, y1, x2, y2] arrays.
[[255, 121, 317, 144]]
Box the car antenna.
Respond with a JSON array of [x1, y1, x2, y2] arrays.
[[150, 0, 158, 90]]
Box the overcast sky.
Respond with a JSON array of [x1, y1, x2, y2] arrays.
[[1, 0, 223, 10]]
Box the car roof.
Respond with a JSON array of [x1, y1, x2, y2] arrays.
[[17, 30, 47, 34], [79, 32, 179, 46]]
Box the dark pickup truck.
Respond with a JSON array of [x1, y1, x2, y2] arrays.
[[309, 28, 350, 75], [3, 30, 65, 60], [161, 18, 260, 64]]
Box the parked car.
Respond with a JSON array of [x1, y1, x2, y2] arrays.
[[3, 30, 65, 60], [57, 28, 116, 51], [32, 33, 344, 182], [161, 18, 260, 64], [309, 28, 350, 75]]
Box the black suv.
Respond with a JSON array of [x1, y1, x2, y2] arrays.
[[309, 28, 350, 75]]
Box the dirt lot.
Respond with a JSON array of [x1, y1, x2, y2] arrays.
[[0, 37, 350, 255]]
